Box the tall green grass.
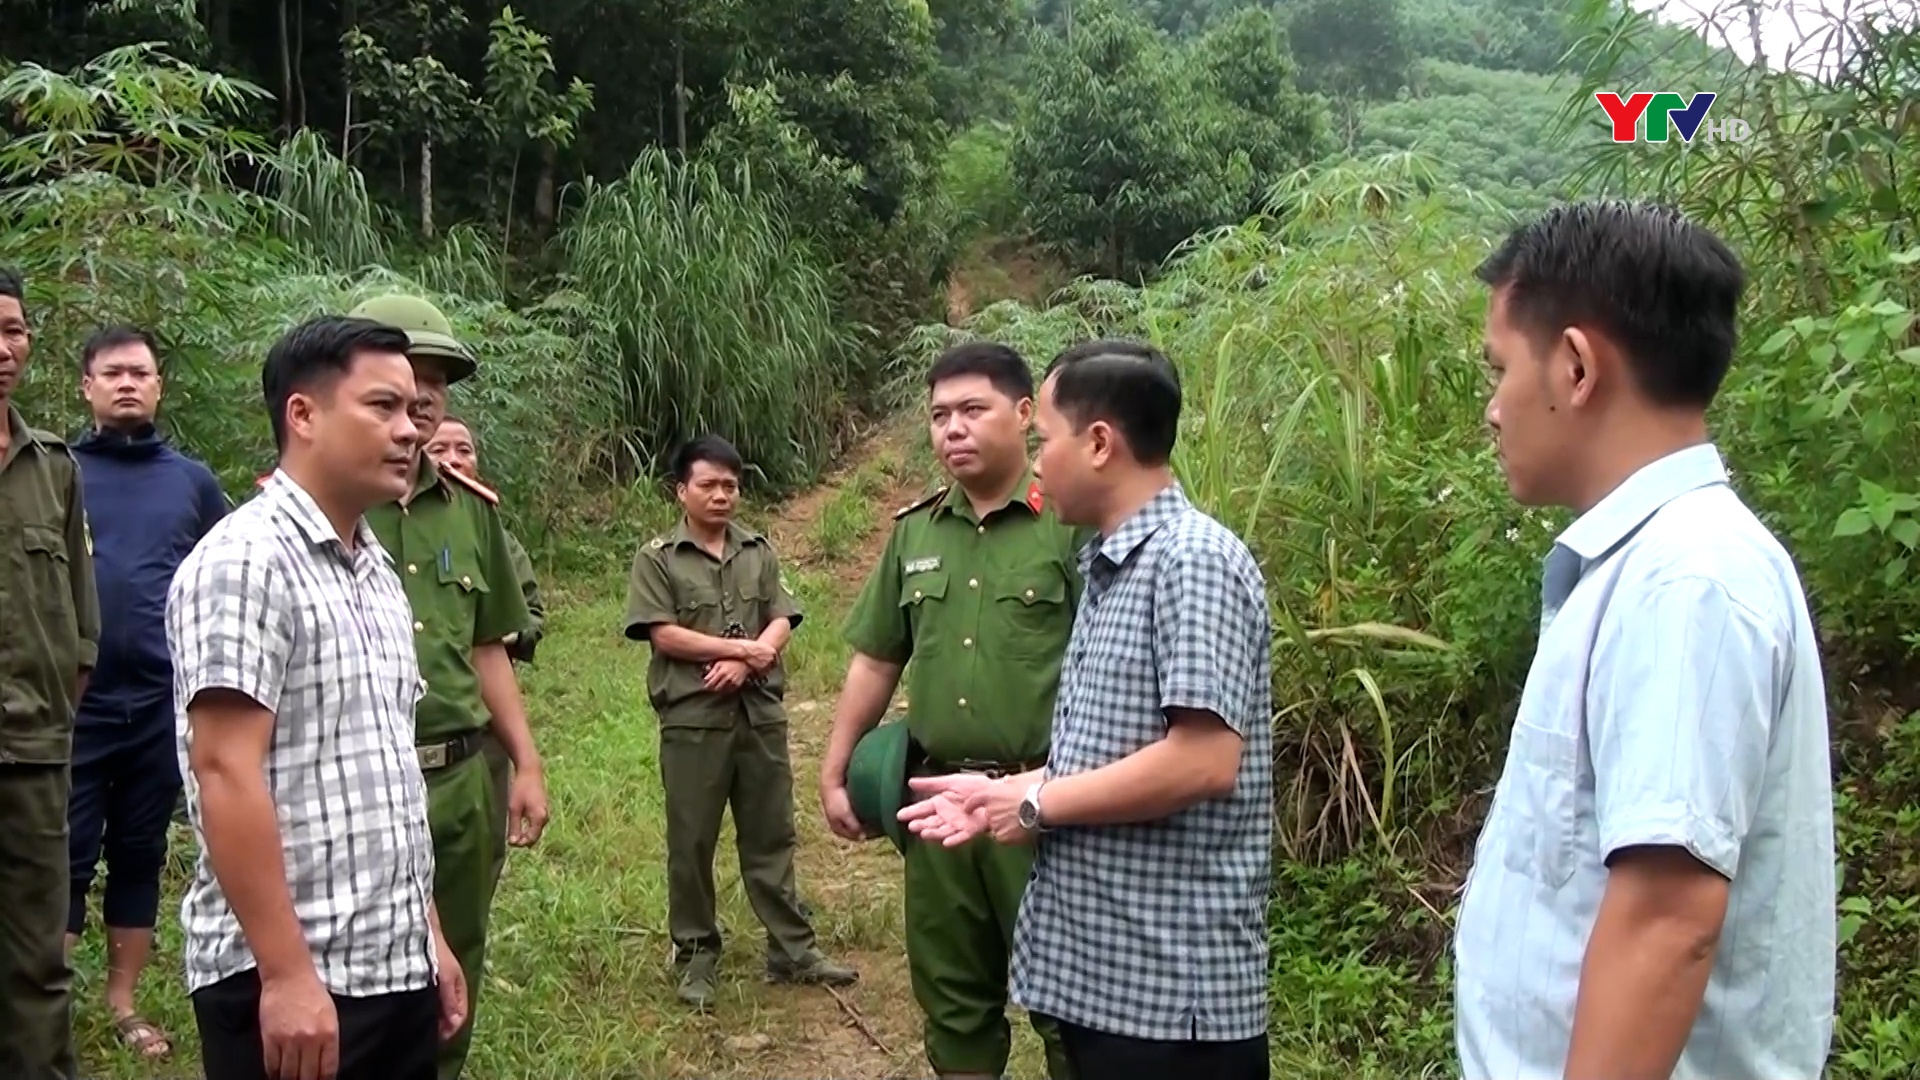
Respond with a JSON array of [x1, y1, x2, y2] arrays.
[[560, 150, 857, 491]]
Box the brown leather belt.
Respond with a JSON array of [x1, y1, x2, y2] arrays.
[[416, 729, 485, 772], [918, 756, 1048, 780]]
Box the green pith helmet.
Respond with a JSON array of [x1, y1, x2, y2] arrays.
[[846, 717, 918, 854], [348, 293, 477, 384]]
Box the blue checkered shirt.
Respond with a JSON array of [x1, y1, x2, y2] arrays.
[[1010, 482, 1274, 1041]]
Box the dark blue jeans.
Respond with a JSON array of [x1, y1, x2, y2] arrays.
[[66, 705, 180, 934]]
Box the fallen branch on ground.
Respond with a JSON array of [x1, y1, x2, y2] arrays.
[[825, 984, 892, 1056]]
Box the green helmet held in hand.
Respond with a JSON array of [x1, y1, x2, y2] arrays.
[[349, 293, 477, 384]]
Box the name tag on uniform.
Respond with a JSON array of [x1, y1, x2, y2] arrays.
[[905, 556, 941, 575]]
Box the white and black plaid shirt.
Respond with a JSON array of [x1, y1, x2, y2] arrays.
[[167, 470, 437, 997], [1010, 483, 1274, 1041]]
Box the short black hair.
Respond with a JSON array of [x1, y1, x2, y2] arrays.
[[1475, 200, 1746, 408], [670, 433, 744, 483], [81, 325, 161, 374], [1042, 339, 1182, 466], [0, 267, 24, 315], [925, 341, 1034, 403], [261, 315, 413, 452]]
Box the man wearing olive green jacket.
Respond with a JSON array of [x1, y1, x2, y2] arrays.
[[425, 413, 545, 888], [355, 293, 550, 1080]]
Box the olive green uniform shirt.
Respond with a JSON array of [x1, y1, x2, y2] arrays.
[[0, 405, 101, 764], [365, 456, 532, 743], [623, 519, 802, 729], [843, 473, 1090, 765]]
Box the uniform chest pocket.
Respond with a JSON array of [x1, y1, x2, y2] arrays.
[[899, 570, 949, 609], [898, 570, 949, 654], [668, 577, 730, 638], [734, 574, 770, 608], [437, 556, 490, 596], [994, 571, 1068, 658], [21, 524, 74, 603], [1498, 717, 1581, 889], [674, 579, 725, 612]]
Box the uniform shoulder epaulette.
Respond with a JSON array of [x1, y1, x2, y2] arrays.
[[647, 534, 671, 551], [894, 485, 947, 520], [440, 463, 500, 506]]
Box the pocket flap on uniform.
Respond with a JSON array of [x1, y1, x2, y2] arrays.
[[674, 580, 724, 611], [436, 557, 490, 593], [899, 570, 948, 606], [996, 573, 1064, 606], [22, 524, 68, 562]]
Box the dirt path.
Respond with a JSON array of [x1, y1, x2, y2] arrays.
[[710, 420, 934, 1079]]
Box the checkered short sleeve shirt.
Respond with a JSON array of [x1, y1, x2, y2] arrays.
[[1011, 483, 1274, 1041], [166, 470, 437, 997]]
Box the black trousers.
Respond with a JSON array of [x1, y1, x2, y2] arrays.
[[1040, 1014, 1270, 1080], [192, 969, 438, 1080], [66, 711, 181, 933]]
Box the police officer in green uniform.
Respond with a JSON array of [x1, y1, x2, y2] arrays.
[[820, 343, 1090, 1080], [623, 434, 857, 1008], [353, 293, 550, 1080], [0, 268, 101, 1080], [423, 412, 544, 884]]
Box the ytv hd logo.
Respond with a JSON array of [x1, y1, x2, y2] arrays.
[[1594, 92, 1752, 144]]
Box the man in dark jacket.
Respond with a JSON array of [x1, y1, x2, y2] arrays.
[[64, 325, 228, 1062]]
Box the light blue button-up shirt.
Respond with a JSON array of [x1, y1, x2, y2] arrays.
[[1454, 443, 1836, 1079]]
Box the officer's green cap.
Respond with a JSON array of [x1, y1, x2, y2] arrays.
[[847, 718, 915, 854], [348, 293, 477, 384]]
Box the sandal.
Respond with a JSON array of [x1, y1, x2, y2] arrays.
[[115, 1014, 172, 1059]]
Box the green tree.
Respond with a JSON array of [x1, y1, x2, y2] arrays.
[[342, 0, 478, 239], [1010, 2, 1202, 278], [1011, 0, 1324, 278], [1188, 6, 1332, 217], [478, 5, 594, 260], [1283, 0, 1413, 144]]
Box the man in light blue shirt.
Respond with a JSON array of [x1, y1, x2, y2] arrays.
[[1455, 200, 1835, 1080]]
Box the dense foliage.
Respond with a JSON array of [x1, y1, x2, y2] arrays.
[[6, 0, 1920, 1076]]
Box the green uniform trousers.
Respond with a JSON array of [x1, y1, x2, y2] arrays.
[[0, 764, 78, 1080], [426, 748, 504, 1080], [658, 712, 814, 965], [481, 727, 512, 891], [905, 835, 1071, 1079]]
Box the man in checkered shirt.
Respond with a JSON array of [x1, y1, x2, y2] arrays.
[[167, 315, 467, 1080], [902, 339, 1274, 1078]]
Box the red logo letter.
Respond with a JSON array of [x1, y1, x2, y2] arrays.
[[1594, 92, 1654, 143]]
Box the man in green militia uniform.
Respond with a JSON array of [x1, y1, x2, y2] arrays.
[[624, 434, 856, 1008], [820, 343, 1089, 1080], [425, 412, 545, 886], [0, 268, 101, 1080], [354, 294, 550, 1080]]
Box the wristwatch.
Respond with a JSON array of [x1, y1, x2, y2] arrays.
[[1017, 779, 1049, 833]]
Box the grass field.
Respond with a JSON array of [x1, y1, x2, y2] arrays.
[[65, 428, 1073, 1079]]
